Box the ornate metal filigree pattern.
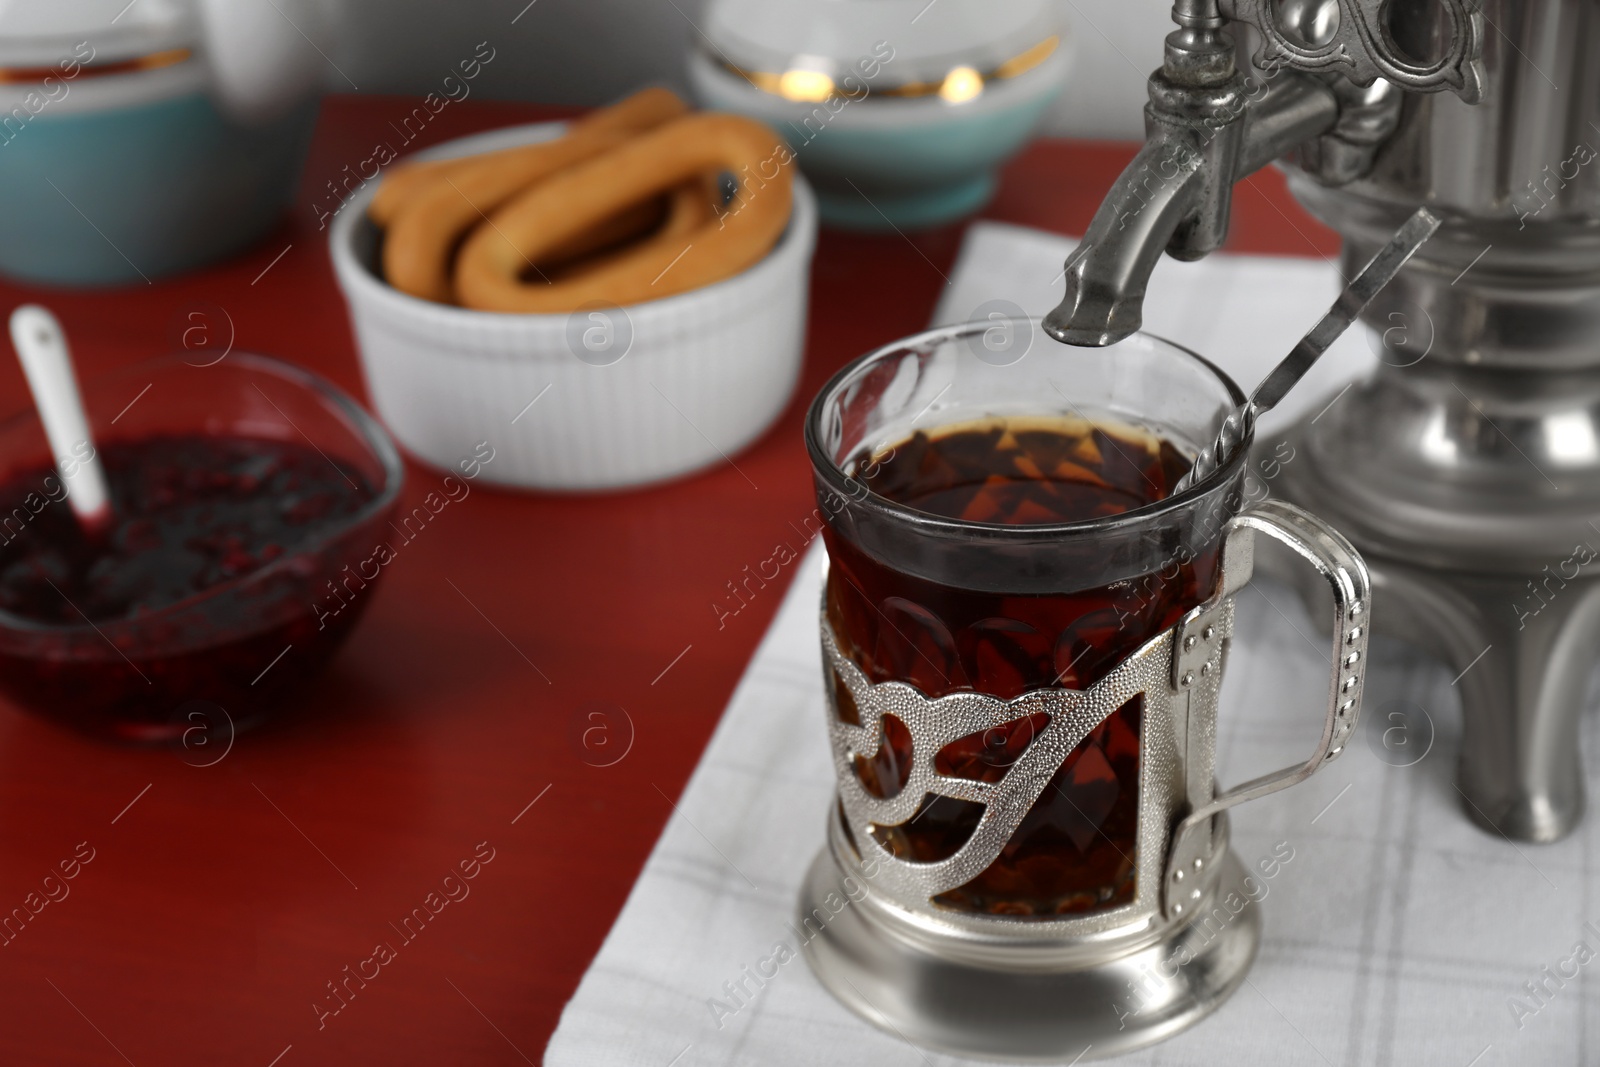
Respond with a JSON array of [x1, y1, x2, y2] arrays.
[[1226, 0, 1485, 104], [820, 601, 1232, 915]]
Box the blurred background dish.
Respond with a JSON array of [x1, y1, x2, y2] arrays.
[[688, 0, 1068, 229], [0, 0, 329, 286], [331, 120, 817, 491], [285, 0, 1161, 143]]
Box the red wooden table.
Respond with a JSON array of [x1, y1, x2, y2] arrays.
[[0, 96, 1336, 1066]]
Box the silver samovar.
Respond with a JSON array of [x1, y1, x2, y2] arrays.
[[1046, 0, 1600, 843]]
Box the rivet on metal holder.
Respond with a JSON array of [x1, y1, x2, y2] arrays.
[[1173, 600, 1226, 691]]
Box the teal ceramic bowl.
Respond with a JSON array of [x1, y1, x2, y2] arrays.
[[0, 58, 316, 286], [689, 45, 1067, 231]]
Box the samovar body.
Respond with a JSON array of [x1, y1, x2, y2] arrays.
[[1049, 0, 1600, 841], [1277, 2, 1600, 843]]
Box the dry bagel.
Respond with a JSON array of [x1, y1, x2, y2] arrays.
[[368, 86, 687, 227], [380, 91, 692, 303], [454, 113, 793, 313], [539, 173, 723, 281], [382, 127, 630, 302]]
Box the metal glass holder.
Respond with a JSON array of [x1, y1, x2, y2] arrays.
[[800, 499, 1371, 1061]]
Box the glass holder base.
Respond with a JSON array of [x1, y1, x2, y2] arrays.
[[798, 845, 1261, 1062]]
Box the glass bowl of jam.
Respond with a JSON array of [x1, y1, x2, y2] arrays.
[[0, 352, 403, 742]]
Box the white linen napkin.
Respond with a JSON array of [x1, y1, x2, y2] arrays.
[[545, 224, 1600, 1067]]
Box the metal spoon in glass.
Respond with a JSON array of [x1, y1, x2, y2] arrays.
[[1170, 206, 1443, 496], [8, 304, 112, 536]]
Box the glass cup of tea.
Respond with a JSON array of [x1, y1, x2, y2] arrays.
[[798, 319, 1370, 1060]]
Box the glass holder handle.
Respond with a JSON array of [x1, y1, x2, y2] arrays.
[[1161, 499, 1372, 922]]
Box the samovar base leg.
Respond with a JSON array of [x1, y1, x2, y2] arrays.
[[1266, 540, 1600, 843], [1371, 562, 1600, 843]]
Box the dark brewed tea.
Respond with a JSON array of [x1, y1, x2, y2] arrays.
[[822, 415, 1218, 917]]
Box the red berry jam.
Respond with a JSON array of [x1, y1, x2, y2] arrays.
[[0, 435, 386, 742]]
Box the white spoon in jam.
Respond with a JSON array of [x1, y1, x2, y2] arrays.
[[8, 304, 112, 536]]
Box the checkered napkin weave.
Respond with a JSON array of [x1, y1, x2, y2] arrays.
[[545, 223, 1600, 1067]]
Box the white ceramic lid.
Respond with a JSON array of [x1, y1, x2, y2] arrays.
[[0, 0, 193, 66], [702, 0, 1060, 86]]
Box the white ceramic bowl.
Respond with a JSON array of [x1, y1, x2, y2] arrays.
[[329, 121, 817, 491]]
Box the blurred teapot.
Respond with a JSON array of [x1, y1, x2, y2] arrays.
[[0, 0, 335, 285]]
